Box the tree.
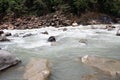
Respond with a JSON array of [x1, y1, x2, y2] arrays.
[[71, 0, 88, 16]]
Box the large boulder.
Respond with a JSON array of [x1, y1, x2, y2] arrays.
[[81, 55, 120, 76], [0, 50, 21, 71], [24, 58, 50, 80]]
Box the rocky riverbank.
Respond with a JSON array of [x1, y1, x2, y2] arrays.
[[0, 11, 120, 30], [0, 11, 73, 29]]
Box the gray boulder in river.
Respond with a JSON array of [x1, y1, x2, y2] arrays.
[[24, 58, 50, 80], [0, 50, 21, 71], [81, 55, 120, 76]]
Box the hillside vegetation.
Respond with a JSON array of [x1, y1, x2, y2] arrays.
[[0, 0, 120, 18]]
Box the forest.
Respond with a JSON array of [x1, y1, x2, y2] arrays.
[[0, 0, 120, 18]]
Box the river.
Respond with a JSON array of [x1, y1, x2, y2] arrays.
[[0, 24, 120, 80]]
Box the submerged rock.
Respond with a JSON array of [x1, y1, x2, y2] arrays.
[[79, 39, 87, 44], [22, 33, 33, 38], [48, 36, 56, 42], [24, 58, 50, 80], [81, 71, 115, 80], [0, 50, 21, 71], [81, 55, 120, 76]]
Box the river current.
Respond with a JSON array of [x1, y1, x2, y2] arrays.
[[0, 25, 120, 80]]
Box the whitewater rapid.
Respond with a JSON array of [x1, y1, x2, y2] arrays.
[[1, 24, 120, 49]]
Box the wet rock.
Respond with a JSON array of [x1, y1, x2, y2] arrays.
[[116, 33, 120, 36], [0, 36, 10, 42], [24, 58, 50, 80], [116, 29, 120, 36], [81, 55, 120, 76], [8, 23, 14, 30], [72, 21, 78, 26], [0, 50, 21, 71], [4, 32, 12, 36], [22, 33, 33, 38], [48, 36, 56, 42], [63, 28, 67, 31], [13, 33, 19, 37], [41, 31, 48, 35], [0, 31, 4, 35], [106, 25, 116, 31]]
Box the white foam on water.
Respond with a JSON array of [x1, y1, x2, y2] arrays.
[[1, 24, 120, 49]]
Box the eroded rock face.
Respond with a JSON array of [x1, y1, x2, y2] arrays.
[[24, 58, 50, 80], [81, 55, 120, 76], [0, 50, 21, 71]]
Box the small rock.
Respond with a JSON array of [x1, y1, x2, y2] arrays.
[[72, 21, 78, 26], [116, 28, 120, 36], [8, 23, 14, 30], [4, 32, 12, 36], [23, 33, 33, 38], [116, 33, 120, 36], [79, 39, 87, 44], [63, 28, 67, 31], [41, 31, 48, 35], [13, 33, 19, 37], [47, 36, 56, 42]]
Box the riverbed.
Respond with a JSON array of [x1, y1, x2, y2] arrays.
[[0, 24, 120, 80]]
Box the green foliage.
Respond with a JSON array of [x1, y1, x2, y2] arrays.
[[0, 0, 120, 17], [72, 0, 88, 15]]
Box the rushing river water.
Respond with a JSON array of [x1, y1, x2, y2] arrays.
[[0, 25, 120, 80]]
